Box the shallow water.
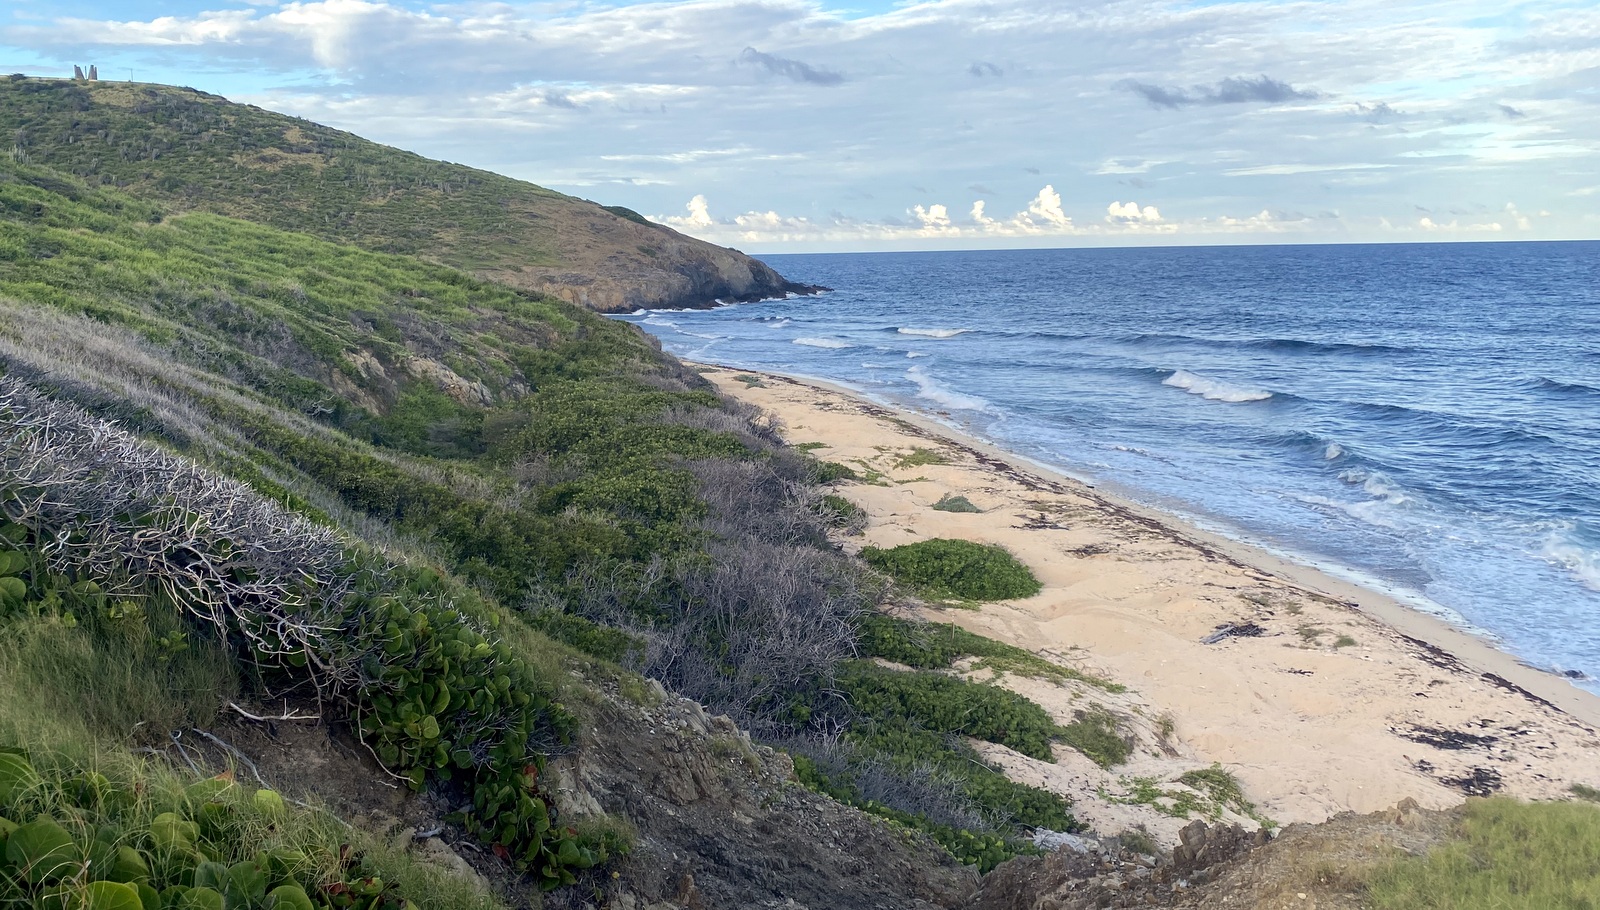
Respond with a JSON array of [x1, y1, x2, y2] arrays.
[[617, 242, 1600, 691]]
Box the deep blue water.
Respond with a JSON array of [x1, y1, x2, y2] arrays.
[[618, 242, 1600, 691]]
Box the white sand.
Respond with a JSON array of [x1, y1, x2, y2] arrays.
[[701, 364, 1600, 844]]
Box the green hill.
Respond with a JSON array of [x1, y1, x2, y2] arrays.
[[0, 156, 1083, 907], [0, 76, 816, 312]]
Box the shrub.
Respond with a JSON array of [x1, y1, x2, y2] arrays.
[[810, 459, 859, 484], [857, 613, 1124, 691], [839, 662, 1058, 762], [1059, 708, 1131, 768], [931, 494, 981, 513], [860, 539, 1041, 601], [820, 494, 866, 533]]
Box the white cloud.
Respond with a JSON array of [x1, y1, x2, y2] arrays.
[[1024, 185, 1071, 228], [7, 0, 1599, 247], [1106, 200, 1164, 224], [913, 203, 954, 230]]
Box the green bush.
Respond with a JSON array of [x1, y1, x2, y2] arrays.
[[1058, 708, 1131, 768], [838, 662, 1058, 762], [857, 613, 1124, 691], [930, 494, 981, 513], [860, 539, 1041, 601]]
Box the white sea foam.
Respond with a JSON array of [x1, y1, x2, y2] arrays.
[[767, 318, 792, 328], [642, 315, 677, 327], [906, 366, 989, 412], [1162, 369, 1272, 402], [1324, 442, 1345, 460], [897, 328, 970, 338], [1543, 532, 1600, 591], [905, 351, 928, 358], [793, 337, 854, 349]]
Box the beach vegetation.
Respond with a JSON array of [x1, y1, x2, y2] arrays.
[[857, 613, 1123, 691], [811, 459, 861, 484], [1570, 783, 1600, 803], [1105, 765, 1270, 826], [1298, 625, 1327, 643], [819, 494, 867, 533], [861, 539, 1042, 601], [895, 447, 951, 470], [931, 494, 982, 513], [1334, 634, 1358, 649], [1058, 708, 1132, 768], [733, 374, 765, 387], [1366, 797, 1600, 909]]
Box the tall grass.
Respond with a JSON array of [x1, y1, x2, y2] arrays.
[[1367, 798, 1600, 909]]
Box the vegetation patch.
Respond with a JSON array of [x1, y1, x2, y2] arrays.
[[931, 494, 982, 513], [1366, 798, 1600, 909], [1058, 708, 1132, 768], [1572, 783, 1600, 803], [895, 447, 951, 470], [1105, 764, 1271, 827], [820, 494, 867, 534], [861, 539, 1042, 601], [857, 614, 1123, 691]]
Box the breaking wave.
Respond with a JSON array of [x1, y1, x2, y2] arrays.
[[1162, 370, 1273, 403]]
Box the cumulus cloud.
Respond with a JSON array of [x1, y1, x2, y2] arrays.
[[1106, 201, 1163, 224], [1024, 185, 1071, 227], [1124, 74, 1320, 109], [738, 47, 843, 86]]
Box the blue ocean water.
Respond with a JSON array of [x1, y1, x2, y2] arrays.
[[617, 242, 1600, 691]]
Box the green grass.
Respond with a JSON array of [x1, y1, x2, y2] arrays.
[[1367, 798, 1600, 909], [1573, 783, 1600, 803], [861, 539, 1042, 601], [931, 494, 982, 513]]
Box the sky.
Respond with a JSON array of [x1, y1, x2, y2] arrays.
[[3, 0, 1598, 252]]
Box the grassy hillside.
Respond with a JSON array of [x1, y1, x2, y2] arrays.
[[0, 76, 811, 312], [0, 155, 1096, 908]]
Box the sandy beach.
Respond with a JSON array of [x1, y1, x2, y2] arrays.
[[697, 363, 1600, 845]]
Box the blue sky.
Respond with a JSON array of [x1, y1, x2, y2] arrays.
[[4, 0, 1598, 252]]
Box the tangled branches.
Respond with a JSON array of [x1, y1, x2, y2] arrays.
[[0, 376, 352, 678]]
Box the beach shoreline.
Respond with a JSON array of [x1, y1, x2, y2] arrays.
[[694, 360, 1600, 842]]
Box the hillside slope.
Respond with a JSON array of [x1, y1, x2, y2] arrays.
[[0, 157, 1076, 907], [0, 76, 816, 312]]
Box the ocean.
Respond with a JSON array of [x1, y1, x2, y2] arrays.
[[616, 242, 1600, 692]]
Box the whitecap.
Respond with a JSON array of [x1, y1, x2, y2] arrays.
[[898, 328, 970, 339], [905, 351, 928, 359], [793, 337, 854, 349], [906, 366, 989, 412], [1162, 369, 1272, 403], [1542, 532, 1600, 591], [1324, 443, 1345, 460]]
